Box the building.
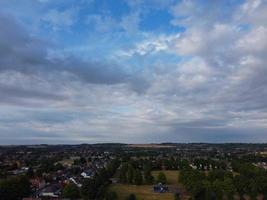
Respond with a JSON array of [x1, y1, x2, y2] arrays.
[[38, 184, 62, 198]]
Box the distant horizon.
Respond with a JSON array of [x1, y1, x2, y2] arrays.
[[1, 141, 267, 146], [0, 0, 267, 144]]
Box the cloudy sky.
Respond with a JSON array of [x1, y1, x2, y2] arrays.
[[0, 0, 266, 144]]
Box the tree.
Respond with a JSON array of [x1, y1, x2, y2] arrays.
[[106, 159, 120, 177], [119, 163, 128, 183], [127, 165, 134, 184], [0, 169, 7, 179], [248, 180, 258, 200], [26, 167, 34, 178], [256, 176, 267, 199], [157, 172, 167, 184], [80, 157, 87, 165], [133, 169, 143, 185], [63, 183, 80, 199], [191, 181, 205, 200], [54, 163, 64, 171], [81, 178, 98, 200], [0, 176, 31, 200], [234, 175, 248, 200], [213, 179, 224, 200], [127, 193, 136, 200], [105, 191, 117, 200], [174, 192, 181, 200], [203, 180, 213, 199], [179, 169, 205, 199], [144, 169, 154, 184], [223, 178, 235, 200], [207, 170, 225, 182]]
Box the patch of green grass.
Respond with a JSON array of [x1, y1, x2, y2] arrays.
[[109, 171, 186, 200], [152, 170, 180, 185], [109, 184, 174, 200]]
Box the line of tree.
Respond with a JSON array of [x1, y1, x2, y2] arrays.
[[231, 160, 267, 199], [105, 191, 118, 200], [118, 158, 189, 185], [130, 157, 190, 171], [193, 158, 227, 171], [119, 159, 170, 185], [179, 161, 267, 200], [118, 163, 143, 185], [0, 175, 31, 200]]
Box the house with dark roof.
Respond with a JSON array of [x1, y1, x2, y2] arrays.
[[38, 183, 62, 198]]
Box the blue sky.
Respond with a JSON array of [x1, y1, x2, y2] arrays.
[[0, 0, 267, 144]]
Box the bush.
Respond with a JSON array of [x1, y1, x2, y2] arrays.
[[126, 193, 136, 200], [157, 172, 167, 184], [105, 191, 117, 200]]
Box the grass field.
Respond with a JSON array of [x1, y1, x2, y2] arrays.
[[109, 184, 174, 200], [152, 170, 180, 185], [109, 170, 188, 200]]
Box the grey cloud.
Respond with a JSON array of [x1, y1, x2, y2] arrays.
[[0, 13, 149, 104], [170, 0, 239, 28], [0, 13, 126, 84], [0, 83, 65, 101], [0, 0, 267, 144]]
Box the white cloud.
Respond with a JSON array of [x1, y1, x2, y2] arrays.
[[116, 33, 179, 57], [86, 14, 118, 32], [236, 0, 267, 26], [42, 8, 78, 31], [1, 0, 267, 143], [86, 11, 141, 34], [236, 26, 267, 53], [120, 11, 141, 34]]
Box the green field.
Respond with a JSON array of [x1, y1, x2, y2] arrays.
[[109, 170, 190, 200], [152, 170, 180, 185], [109, 184, 174, 200]]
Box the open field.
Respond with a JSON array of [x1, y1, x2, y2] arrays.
[[57, 159, 74, 166], [109, 170, 190, 200], [109, 184, 174, 200], [152, 170, 180, 185], [126, 144, 176, 148]]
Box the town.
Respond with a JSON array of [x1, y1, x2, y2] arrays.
[[1, 143, 267, 200], [1, 0, 267, 199]]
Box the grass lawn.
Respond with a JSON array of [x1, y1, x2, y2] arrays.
[[109, 171, 184, 200], [109, 184, 174, 200], [152, 170, 180, 185]]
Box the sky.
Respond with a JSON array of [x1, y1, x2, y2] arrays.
[[0, 0, 267, 144]]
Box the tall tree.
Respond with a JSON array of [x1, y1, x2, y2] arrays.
[[133, 169, 143, 185], [127, 193, 136, 200], [119, 163, 128, 183], [105, 191, 117, 200], [223, 178, 235, 200], [63, 183, 80, 200], [157, 172, 167, 184], [81, 178, 98, 200], [127, 165, 134, 184], [234, 175, 248, 200], [0, 176, 31, 200], [213, 179, 224, 200], [144, 169, 154, 184], [248, 180, 258, 200], [174, 192, 181, 200]]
